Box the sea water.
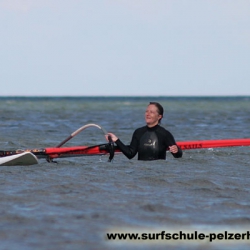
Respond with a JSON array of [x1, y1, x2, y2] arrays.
[[0, 96, 249, 250]]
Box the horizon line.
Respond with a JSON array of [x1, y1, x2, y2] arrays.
[[1, 95, 250, 98]]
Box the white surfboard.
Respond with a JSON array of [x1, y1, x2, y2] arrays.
[[0, 152, 38, 166]]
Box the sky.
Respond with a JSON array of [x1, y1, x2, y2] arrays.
[[0, 0, 250, 96]]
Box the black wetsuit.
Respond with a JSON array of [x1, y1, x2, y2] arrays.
[[115, 124, 182, 160]]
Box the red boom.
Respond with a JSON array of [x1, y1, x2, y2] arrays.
[[177, 138, 250, 150], [40, 138, 250, 159]]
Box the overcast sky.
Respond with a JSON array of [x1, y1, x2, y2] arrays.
[[1, 0, 250, 96]]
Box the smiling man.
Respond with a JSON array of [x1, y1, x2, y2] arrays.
[[107, 102, 182, 161]]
